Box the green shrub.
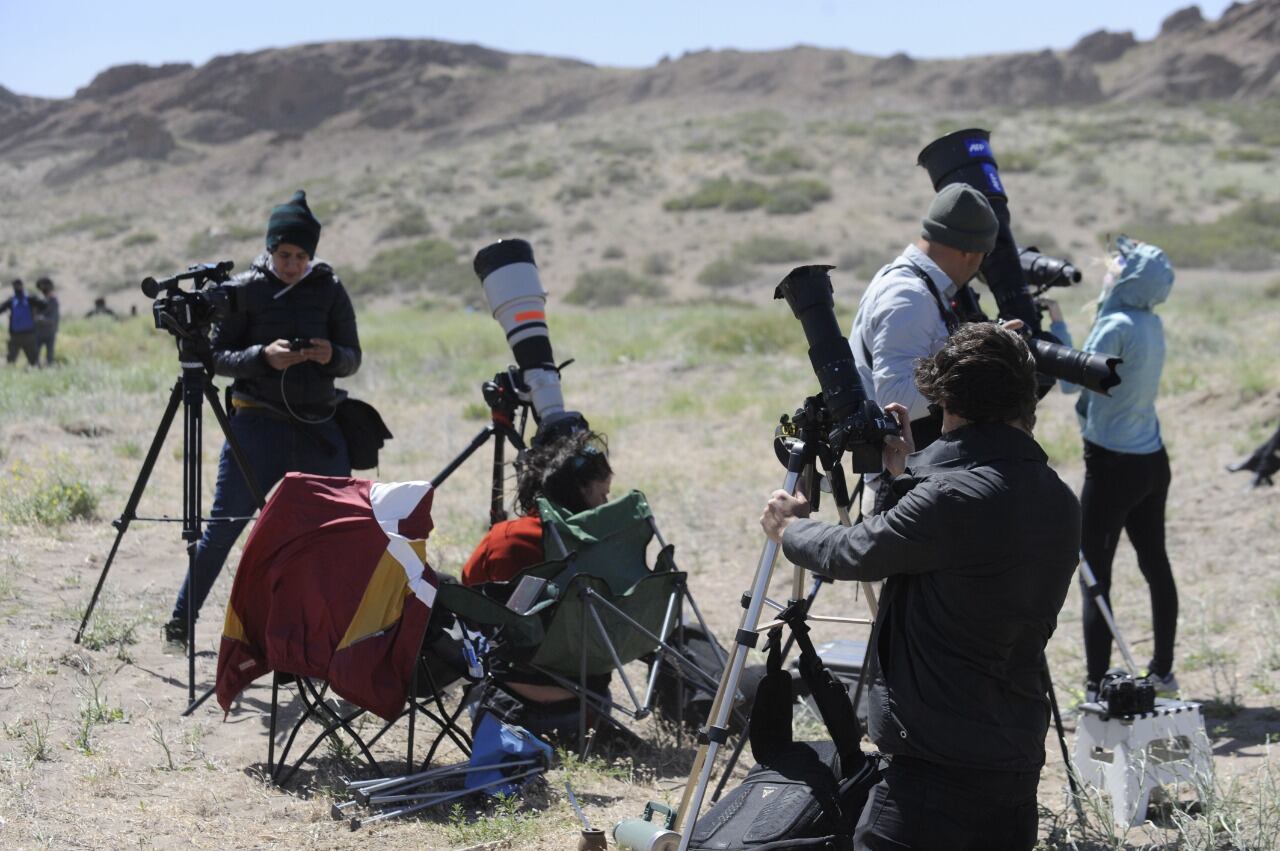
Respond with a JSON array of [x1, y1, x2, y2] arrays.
[[733, 235, 821, 265], [602, 245, 625, 260], [347, 238, 474, 299], [997, 149, 1039, 173], [122, 232, 158, 247], [665, 177, 832, 215], [0, 462, 98, 526], [573, 137, 654, 157], [766, 178, 832, 215], [498, 158, 558, 180], [450, 203, 546, 239], [697, 257, 753, 289], [50, 214, 125, 237], [565, 267, 667, 306], [748, 146, 815, 175], [556, 182, 596, 203], [377, 205, 432, 241], [1215, 147, 1272, 163], [1113, 200, 1280, 270]]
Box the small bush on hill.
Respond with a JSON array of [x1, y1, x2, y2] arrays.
[[565, 268, 667, 306], [377, 205, 432, 241], [1113, 200, 1280, 270], [749, 146, 816, 175], [450, 203, 546, 240], [347, 238, 475, 299], [664, 177, 833, 216], [697, 257, 754, 289]]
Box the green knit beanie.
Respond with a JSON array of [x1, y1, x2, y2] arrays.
[[266, 190, 321, 257], [921, 184, 998, 254]]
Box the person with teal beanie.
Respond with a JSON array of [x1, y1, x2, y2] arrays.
[[1051, 236, 1178, 700]]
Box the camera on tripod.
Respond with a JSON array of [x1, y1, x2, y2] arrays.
[[141, 261, 240, 336], [775, 264, 899, 474]]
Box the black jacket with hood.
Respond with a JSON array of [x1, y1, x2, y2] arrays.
[[212, 254, 361, 415], [782, 422, 1080, 773]]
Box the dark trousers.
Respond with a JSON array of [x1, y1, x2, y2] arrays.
[[172, 411, 349, 623], [853, 756, 1040, 850], [6, 330, 37, 365], [1078, 441, 1177, 683], [35, 331, 55, 366]]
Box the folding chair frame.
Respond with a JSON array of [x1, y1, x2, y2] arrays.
[[267, 640, 474, 787]]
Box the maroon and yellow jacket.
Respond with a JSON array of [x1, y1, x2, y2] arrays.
[[216, 473, 438, 721]]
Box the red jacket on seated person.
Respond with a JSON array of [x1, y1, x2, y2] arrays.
[[461, 513, 544, 586]]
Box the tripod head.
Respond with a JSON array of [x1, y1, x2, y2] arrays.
[[773, 393, 853, 515], [482, 367, 532, 430]]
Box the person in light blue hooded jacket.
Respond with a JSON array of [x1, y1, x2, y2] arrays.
[[1051, 236, 1178, 699]]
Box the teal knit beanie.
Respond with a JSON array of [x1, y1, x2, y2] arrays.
[[266, 190, 321, 257]]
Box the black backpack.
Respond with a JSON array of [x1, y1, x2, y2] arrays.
[[689, 627, 881, 851]]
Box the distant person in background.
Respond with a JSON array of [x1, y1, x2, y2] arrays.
[[34, 277, 59, 366], [1, 278, 45, 366], [85, 296, 119, 319], [165, 190, 361, 647], [1050, 236, 1178, 701]]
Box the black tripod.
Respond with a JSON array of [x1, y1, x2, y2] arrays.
[[428, 369, 530, 518], [76, 266, 263, 715]]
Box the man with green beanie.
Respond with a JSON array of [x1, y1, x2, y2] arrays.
[[166, 189, 362, 647], [850, 182, 998, 448]]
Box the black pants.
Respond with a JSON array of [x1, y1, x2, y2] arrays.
[[853, 756, 1040, 850], [1079, 441, 1177, 683]]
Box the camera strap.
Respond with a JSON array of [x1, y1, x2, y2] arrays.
[[884, 263, 961, 335], [859, 263, 961, 372]]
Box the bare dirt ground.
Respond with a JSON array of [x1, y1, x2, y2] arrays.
[[1, 264, 1278, 849]]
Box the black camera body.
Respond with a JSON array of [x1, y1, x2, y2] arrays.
[[1098, 669, 1156, 717], [142, 262, 240, 336], [775, 265, 898, 473]]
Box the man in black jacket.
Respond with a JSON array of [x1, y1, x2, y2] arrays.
[[762, 323, 1080, 851], [166, 190, 362, 645]]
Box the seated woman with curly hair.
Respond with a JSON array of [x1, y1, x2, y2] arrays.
[[460, 429, 615, 735], [461, 429, 612, 586]]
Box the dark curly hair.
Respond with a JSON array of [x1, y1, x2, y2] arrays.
[[514, 430, 612, 516], [913, 323, 1038, 428]]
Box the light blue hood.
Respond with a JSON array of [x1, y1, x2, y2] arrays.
[[1097, 237, 1174, 314]]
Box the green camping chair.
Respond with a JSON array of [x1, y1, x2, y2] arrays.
[[439, 489, 726, 754]]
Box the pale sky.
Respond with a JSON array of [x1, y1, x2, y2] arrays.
[[0, 0, 1242, 99]]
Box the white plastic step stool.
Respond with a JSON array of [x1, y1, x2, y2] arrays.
[[1073, 698, 1212, 828]]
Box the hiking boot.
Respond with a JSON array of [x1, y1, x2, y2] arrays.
[[162, 617, 189, 653], [1149, 671, 1179, 698]]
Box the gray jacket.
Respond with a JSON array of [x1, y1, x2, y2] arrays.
[[782, 423, 1080, 772]]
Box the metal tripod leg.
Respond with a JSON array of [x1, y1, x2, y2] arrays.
[[75, 379, 183, 643], [673, 451, 807, 847]]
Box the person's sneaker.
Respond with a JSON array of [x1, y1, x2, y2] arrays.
[[1149, 671, 1179, 698], [162, 618, 188, 653]]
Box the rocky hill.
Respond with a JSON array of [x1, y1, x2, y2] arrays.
[[1, 2, 1277, 181], [0, 2, 1277, 315]]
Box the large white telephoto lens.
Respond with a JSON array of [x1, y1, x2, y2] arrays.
[[473, 239, 573, 429]]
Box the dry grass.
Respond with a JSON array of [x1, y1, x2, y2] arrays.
[[1, 262, 1278, 848], [0, 101, 1278, 848]]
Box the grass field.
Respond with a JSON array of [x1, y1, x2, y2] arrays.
[[1, 259, 1278, 848]]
